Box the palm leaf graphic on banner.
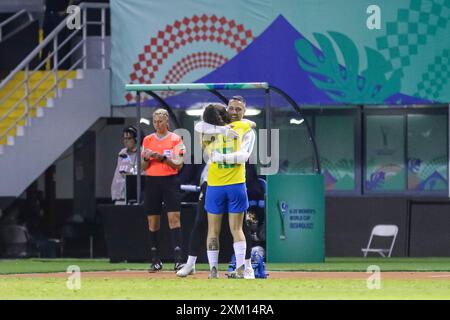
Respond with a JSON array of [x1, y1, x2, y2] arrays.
[[320, 158, 352, 179], [417, 156, 447, 180], [295, 31, 402, 103]]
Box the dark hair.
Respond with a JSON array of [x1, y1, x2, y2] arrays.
[[229, 95, 246, 105], [202, 103, 230, 125], [123, 125, 144, 144]]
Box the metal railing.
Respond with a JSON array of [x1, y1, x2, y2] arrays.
[[0, 9, 32, 42], [0, 2, 109, 142]]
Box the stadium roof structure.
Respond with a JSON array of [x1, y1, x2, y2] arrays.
[[125, 82, 321, 203], [125, 82, 269, 92]]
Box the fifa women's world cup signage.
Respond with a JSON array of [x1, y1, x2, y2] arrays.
[[267, 175, 325, 262]]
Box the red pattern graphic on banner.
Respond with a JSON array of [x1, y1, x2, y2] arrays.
[[158, 52, 228, 98], [126, 14, 255, 103]]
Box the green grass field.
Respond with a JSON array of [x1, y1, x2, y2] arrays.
[[2, 277, 450, 300], [3, 257, 450, 274], [1, 258, 450, 299]]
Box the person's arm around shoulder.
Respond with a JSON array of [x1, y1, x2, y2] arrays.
[[195, 121, 239, 139], [211, 129, 256, 164], [241, 118, 257, 129]]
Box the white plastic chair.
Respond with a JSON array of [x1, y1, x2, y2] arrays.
[[361, 224, 398, 257]]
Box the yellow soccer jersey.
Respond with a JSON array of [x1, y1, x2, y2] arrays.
[[207, 120, 251, 186]]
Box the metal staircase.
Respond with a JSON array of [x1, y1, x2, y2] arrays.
[[0, 70, 80, 147], [0, 3, 110, 197]]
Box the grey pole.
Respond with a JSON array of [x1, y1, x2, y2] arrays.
[[265, 88, 271, 168], [136, 92, 142, 204]]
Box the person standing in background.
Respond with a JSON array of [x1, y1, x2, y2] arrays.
[[111, 126, 141, 205], [141, 109, 186, 272], [42, 0, 77, 69]]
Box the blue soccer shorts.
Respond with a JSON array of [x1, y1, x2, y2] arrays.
[[205, 183, 249, 214]]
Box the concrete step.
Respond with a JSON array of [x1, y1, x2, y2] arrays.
[[76, 69, 84, 79], [0, 126, 17, 141], [0, 84, 67, 101], [3, 71, 78, 87], [0, 118, 26, 128], [37, 107, 44, 117], [6, 136, 14, 146], [0, 107, 39, 118], [16, 125, 24, 136]]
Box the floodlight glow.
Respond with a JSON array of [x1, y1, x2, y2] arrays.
[[186, 107, 262, 117], [140, 118, 150, 125], [186, 108, 204, 116], [245, 108, 262, 116], [290, 118, 304, 125]]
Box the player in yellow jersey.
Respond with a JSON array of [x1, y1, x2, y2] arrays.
[[198, 97, 256, 279], [177, 101, 257, 279]]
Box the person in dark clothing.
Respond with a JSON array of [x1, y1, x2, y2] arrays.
[[245, 163, 265, 242], [178, 155, 205, 203], [245, 163, 264, 202], [42, 0, 81, 69]]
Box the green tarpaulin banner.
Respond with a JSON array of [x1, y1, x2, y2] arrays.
[[266, 174, 325, 262]]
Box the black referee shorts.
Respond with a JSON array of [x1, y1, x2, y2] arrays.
[[144, 175, 181, 215]]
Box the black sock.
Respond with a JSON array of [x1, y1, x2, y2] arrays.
[[188, 219, 206, 257], [148, 230, 159, 261], [243, 220, 253, 260], [189, 197, 208, 257], [170, 227, 182, 261]]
